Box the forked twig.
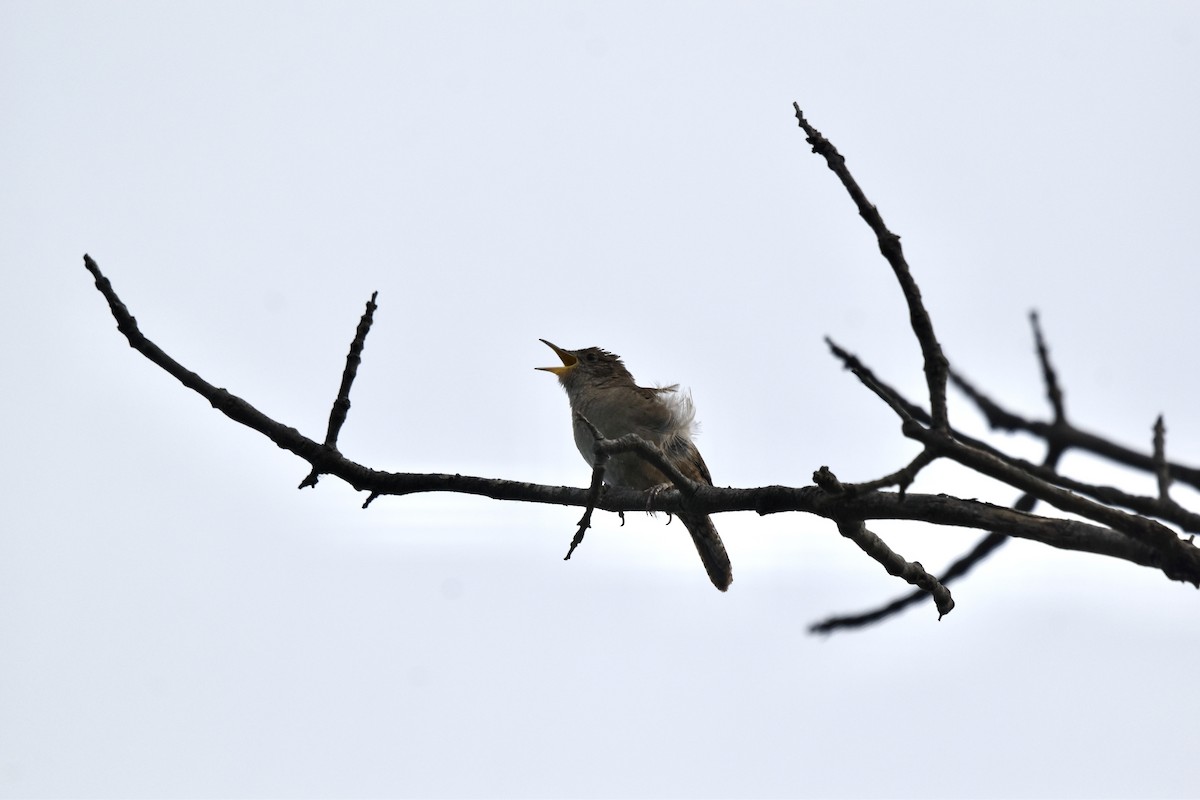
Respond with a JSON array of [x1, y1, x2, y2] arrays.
[[300, 291, 380, 489]]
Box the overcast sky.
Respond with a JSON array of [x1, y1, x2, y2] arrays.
[[4, 2, 1200, 797]]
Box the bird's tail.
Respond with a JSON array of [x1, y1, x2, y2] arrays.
[[678, 512, 733, 592]]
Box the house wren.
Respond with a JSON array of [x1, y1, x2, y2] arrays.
[[537, 339, 732, 591]]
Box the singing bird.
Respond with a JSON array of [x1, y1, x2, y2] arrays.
[[537, 339, 732, 591]]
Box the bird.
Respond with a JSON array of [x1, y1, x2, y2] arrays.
[[536, 339, 732, 591]]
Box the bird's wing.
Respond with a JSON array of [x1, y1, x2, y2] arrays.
[[637, 385, 713, 485], [627, 385, 677, 433], [672, 438, 713, 485]]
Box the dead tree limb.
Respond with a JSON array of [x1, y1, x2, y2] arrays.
[[82, 103, 1200, 631], [813, 313, 1069, 632]]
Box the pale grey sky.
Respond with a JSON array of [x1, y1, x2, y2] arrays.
[[3, 1, 1200, 797]]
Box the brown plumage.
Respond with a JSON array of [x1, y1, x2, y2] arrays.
[[537, 339, 732, 591]]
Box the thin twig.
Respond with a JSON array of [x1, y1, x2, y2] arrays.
[[829, 341, 919, 425], [811, 467, 954, 621], [565, 414, 610, 560], [84, 254, 333, 466], [824, 337, 938, 494], [1030, 311, 1066, 423], [829, 519, 955, 622], [1153, 415, 1171, 502], [810, 532, 1005, 634], [796, 103, 950, 430], [300, 291, 380, 489]]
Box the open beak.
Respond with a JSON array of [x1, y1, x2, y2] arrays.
[[536, 339, 579, 376]]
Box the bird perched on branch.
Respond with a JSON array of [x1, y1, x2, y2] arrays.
[[536, 339, 732, 591]]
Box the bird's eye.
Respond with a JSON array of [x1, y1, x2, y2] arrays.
[[585, 353, 597, 362]]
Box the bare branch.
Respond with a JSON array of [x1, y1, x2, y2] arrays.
[[565, 414, 610, 561], [1030, 311, 1066, 423], [954, 369, 1200, 493], [950, 311, 1067, 430], [824, 337, 938, 494], [829, 518, 955, 623], [826, 338, 931, 426], [810, 532, 1005, 634], [795, 103, 950, 430], [810, 440, 1067, 634], [834, 336, 1200, 533], [82, 104, 1200, 629], [904, 424, 1198, 583], [825, 337, 920, 426], [810, 468, 954, 622], [88, 252, 1196, 585], [84, 253, 334, 467], [1154, 415, 1171, 501], [300, 291, 379, 489]]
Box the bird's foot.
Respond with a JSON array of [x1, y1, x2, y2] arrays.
[[645, 483, 674, 525]]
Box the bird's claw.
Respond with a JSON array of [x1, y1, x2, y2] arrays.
[[645, 483, 672, 518]]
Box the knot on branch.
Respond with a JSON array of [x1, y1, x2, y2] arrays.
[[813, 466, 845, 494]]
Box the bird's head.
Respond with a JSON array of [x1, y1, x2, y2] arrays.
[[536, 339, 634, 390]]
